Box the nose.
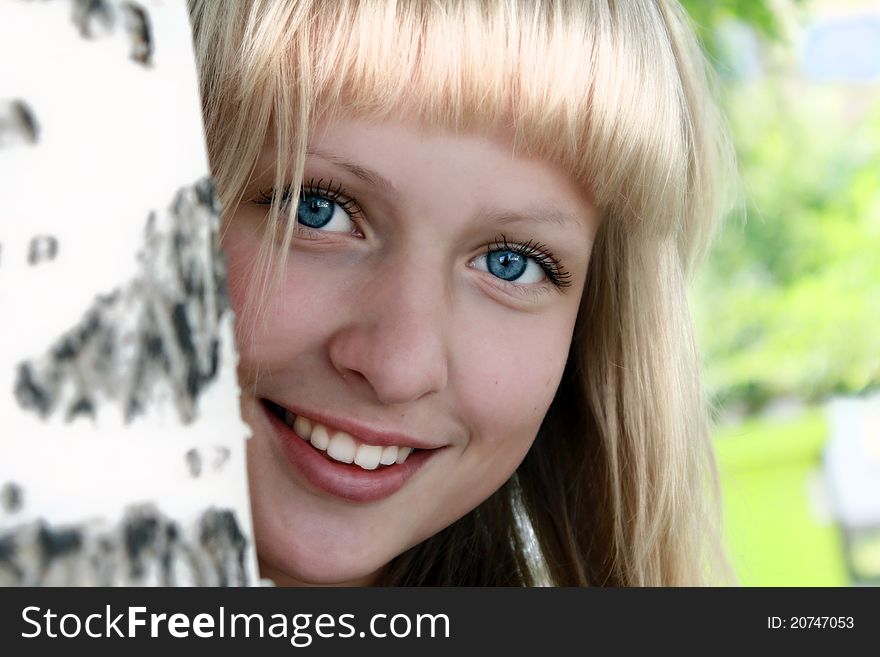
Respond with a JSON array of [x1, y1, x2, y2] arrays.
[[327, 252, 450, 405]]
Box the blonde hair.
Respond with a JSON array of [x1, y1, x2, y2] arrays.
[[189, 0, 735, 585]]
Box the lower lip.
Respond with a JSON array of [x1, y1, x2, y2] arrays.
[[261, 400, 437, 503]]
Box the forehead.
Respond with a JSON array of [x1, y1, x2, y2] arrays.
[[305, 114, 597, 235]]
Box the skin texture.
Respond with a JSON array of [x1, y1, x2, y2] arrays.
[[222, 115, 599, 586]]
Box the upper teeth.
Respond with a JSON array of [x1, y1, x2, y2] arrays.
[[284, 411, 413, 470]]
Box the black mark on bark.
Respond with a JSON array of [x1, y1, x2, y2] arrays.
[[0, 505, 250, 586], [71, 0, 153, 67], [124, 507, 159, 579], [1, 484, 24, 514], [122, 2, 153, 66], [38, 525, 83, 563], [27, 235, 59, 265], [0, 100, 39, 147], [185, 448, 201, 478], [184, 446, 230, 478], [199, 509, 248, 587], [72, 0, 114, 39], [15, 363, 53, 418], [14, 178, 230, 425], [67, 396, 95, 421], [212, 446, 230, 470]]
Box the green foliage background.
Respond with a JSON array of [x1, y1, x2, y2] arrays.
[[682, 0, 805, 45], [682, 0, 880, 411], [679, 0, 879, 585]]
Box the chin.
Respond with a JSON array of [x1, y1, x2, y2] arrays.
[[258, 543, 384, 587], [252, 509, 389, 587]]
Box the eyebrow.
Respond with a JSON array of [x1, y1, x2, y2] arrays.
[[306, 147, 399, 198]]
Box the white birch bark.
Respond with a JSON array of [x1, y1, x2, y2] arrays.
[[0, 0, 259, 586]]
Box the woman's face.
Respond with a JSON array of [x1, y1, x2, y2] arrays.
[[223, 115, 599, 585]]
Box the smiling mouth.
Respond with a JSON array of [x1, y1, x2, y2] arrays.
[[263, 400, 417, 471]]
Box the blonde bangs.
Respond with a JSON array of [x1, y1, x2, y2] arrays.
[[301, 1, 702, 238]]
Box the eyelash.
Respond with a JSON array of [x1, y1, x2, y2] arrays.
[[255, 182, 571, 290], [256, 178, 365, 224], [485, 234, 573, 289]]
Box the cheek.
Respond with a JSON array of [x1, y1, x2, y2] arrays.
[[220, 223, 335, 371], [220, 220, 264, 339], [454, 307, 572, 463]]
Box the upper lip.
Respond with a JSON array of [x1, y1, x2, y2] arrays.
[[263, 398, 446, 450]]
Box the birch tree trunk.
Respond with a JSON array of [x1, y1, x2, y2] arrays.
[[0, 0, 259, 586]]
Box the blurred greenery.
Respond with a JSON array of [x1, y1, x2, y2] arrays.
[[695, 86, 880, 410], [852, 529, 880, 576], [680, 0, 880, 586], [682, 0, 806, 51], [715, 409, 849, 585], [682, 0, 880, 411]]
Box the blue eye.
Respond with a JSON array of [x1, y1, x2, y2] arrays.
[[474, 248, 546, 284], [296, 193, 356, 232], [255, 179, 364, 236], [487, 251, 527, 281]]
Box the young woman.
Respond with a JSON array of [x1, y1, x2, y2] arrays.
[[188, 0, 734, 586]]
